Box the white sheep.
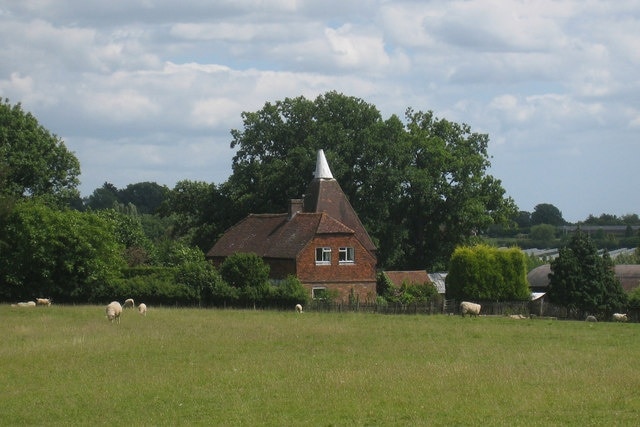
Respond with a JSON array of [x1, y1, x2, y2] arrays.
[[15, 301, 36, 308], [612, 313, 628, 322], [105, 301, 123, 323], [138, 303, 147, 316], [123, 298, 135, 309], [585, 315, 598, 322], [508, 314, 527, 320], [295, 304, 303, 313], [36, 298, 51, 306], [460, 301, 481, 317]]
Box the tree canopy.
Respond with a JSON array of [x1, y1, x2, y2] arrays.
[[0, 200, 126, 302], [0, 99, 80, 205], [547, 230, 627, 318], [531, 203, 565, 226], [226, 91, 517, 270]]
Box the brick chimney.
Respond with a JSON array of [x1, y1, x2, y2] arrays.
[[288, 198, 303, 219]]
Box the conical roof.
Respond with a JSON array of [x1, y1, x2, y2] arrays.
[[304, 149, 377, 253], [314, 149, 334, 179]]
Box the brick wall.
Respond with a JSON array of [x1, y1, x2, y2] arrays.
[[297, 234, 377, 302]]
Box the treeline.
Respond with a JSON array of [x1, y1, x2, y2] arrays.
[[487, 203, 640, 250]]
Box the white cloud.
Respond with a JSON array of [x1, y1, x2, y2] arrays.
[[1, 0, 639, 222]]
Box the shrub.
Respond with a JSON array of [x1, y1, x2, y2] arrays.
[[269, 275, 308, 308], [219, 253, 270, 306], [446, 244, 529, 301]]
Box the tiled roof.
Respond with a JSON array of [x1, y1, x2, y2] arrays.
[[206, 212, 354, 259], [207, 149, 377, 264], [385, 270, 432, 287], [527, 264, 640, 292], [304, 177, 376, 252]]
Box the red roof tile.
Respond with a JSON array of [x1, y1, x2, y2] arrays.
[[304, 178, 376, 252], [384, 270, 432, 286], [206, 212, 354, 260]]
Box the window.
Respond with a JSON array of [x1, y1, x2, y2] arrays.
[[312, 287, 328, 300], [315, 247, 331, 265], [339, 247, 354, 264]]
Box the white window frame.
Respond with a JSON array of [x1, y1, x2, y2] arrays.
[[338, 247, 355, 264], [315, 247, 331, 265]]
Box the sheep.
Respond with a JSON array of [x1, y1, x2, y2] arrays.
[[508, 314, 527, 320], [138, 303, 147, 316], [612, 313, 628, 322], [295, 304, 303, 313], [460, 301, 481, 317], [123, 298, 135, 309], [585, 315, 598, 322], [105, 301, 123, 323], [15, 301, 36, 308], [36, 298, 51, 306]]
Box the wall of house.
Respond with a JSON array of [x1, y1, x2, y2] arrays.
[[297, 234, 377, 302], [266, 258, 297, 279], [302, 282, 377, 303]]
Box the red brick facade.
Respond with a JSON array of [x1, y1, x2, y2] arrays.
[[296, 235, 377, 302]]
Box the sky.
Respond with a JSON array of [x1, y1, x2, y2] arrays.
[[1, 1, 638, 223]]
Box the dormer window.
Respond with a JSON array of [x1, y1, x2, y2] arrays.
[[339, 247, 355, 264], [315, 247, 331, 265]]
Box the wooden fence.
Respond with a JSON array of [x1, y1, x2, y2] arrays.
[[302, 299, 640, 322]]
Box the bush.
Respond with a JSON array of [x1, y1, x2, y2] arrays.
[[268, 275, 308, 308], [446, 244, 530, 301], [98, 267, 196, 306], [377, 272, 440, 306], [219, 253, 270, 306], [628, 287, 640, 310]]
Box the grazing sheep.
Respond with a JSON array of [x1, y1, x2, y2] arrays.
[[36, 298, 51, 306], [138, 303, 147, 316], [295, 304, 303, 313], [460, 301, 481, 317], [612, 313, 628, 322], [105, 301, 123, 323], [585, 315, 598, 322], [123, 298, 135, 309]]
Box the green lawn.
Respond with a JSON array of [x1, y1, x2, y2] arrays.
[[1, 305, 638, 426]]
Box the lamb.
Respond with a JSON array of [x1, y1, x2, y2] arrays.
[[138, 303, 147, 316], [585, 315, 598, 322], [460, 301, 481, 317], [105, 301, 123, 323], [612, 313, 628, 322], [295, 304, 303, 313], [36, 298, 51, 306], [123, 298, 135, 309]]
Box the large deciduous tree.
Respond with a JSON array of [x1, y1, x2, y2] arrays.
[[160, 180, 238, 252], [118, 181, 170, 215], [226, 91, 516, 269], [531, 203, 565, 226], [547, 230, 627, 318], [0, 99, 80, 205]]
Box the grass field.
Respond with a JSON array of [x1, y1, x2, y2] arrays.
[[2, 305, 639, 426]]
